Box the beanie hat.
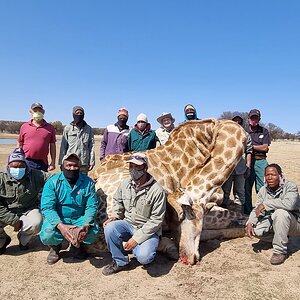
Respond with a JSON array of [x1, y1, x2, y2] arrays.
[[184, 104, 196, 113], [117, 108, 129, 117], [8, 148, 26, 164], [136, 113, 148, 123], [73, 106, 85, 114]]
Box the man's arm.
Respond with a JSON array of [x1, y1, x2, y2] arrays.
[[111, 183, 125, 220], [99, 128, 108, 160], [40, 178, 62, 227], [48, 143, 56, 171], [263, 183, 300, 212], [253, 144, 269, 153], [88, 128, 95, 170], [132, 189, 167, 244], [58, 128, 69, 165]]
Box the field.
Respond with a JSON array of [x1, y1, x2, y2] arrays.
[[0, 136, 300, 300]]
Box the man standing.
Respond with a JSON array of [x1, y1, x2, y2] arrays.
[[102, 153, 166, 275], [59, 106, 95, 174], [246, 164, 300, 265], [128, 113, 158, 151], [18, 102, 56, 172], [183, 104, 199, 121], [155, 112, 176, 145], [245, 109, 271, 214], [40, 153, 99, 265], [100, 108, 130, 160], [0, 148, 48, 254], [222, 115, 252, 211]]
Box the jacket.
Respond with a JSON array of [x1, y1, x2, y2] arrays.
[[100, 123, 130, 160], [0, 168, 48, 225], [128, 125, 158, 152], [41, 172, 98, 227], [247, 181, 300, 225], [112, 177, 166, 244], [59, 121, 95, 166]]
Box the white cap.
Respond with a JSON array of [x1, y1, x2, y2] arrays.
[[136, 113, 148, 123], [127, 153, 148, 166]]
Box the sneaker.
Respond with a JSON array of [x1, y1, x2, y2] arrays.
[[47, 245, 62, 265], [70, 244, 87, 260], [102, 260, 128, 276], [270, 253, 286, 265], [0, 236, 12, 255]]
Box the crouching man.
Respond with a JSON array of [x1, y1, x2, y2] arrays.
[[40, 153, 99, 264], [246, 163, 300, 265], [0, 148, 48, 254], [102, 153, 166, 275]]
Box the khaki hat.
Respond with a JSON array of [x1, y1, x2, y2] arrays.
[[156, 112, 175, 125], [127, 153, 148, 166], [62, 153, 81, 164]]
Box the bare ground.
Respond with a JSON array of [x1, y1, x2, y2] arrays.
[[0, 139, 300, 300]]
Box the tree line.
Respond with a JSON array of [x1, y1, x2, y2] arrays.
[[0, 114, 299, 141]]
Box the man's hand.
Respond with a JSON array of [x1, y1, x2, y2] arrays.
[[255, 203, 265, 217], [244, 167, 250, 179], [88, 165, 94, 171], [48, 163, 55, 171], [13, 220, 23, 232], [246, 223, 255, 238], [123, 238, 138, 251], [103, 217, 118, 227], [57, 223, 77, 243]]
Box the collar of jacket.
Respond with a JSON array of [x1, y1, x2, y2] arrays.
[[114, 122, 129, 131]]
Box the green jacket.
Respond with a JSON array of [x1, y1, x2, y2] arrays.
[[0, 169, 48, 225], [128, 126, 158, 152], [59, 121, 95, 166], [247, 181, 300, 225], [112, 177, 166, 244]]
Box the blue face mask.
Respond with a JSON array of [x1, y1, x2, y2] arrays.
[[9, 167, 26, 180]]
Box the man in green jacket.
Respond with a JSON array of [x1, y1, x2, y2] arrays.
[[246, 163, 300, 265], [0, 148, 48, 254], [102, 152, 166, 275]]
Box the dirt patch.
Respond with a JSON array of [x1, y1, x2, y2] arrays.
[[0, 139, 300, 300]]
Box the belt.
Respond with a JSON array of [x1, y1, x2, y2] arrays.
[[254, 155, 266, 160]]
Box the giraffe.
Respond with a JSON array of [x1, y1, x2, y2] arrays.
[[93, 118, 247, 264]]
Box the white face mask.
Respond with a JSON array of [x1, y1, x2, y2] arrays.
[[32, 111, 44, 121], [9, 167, 26, 180]]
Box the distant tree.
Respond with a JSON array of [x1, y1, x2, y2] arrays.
[[266, 123, 284, 140], [296, 131, 300, 141], [93, 128, 105, 135], [50, 121, 64, 135]]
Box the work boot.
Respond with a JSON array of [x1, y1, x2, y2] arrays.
[[19, 242, 29, 251], [102, 260, 129, 276], [47, 244, 62, 265], [270, 253, 286, 265], [70, 244, 87, 260], [0, 236, 12, 255]]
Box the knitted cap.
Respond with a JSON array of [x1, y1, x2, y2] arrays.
[[73, 106, 85, 114], [8, 148, 26, 164]]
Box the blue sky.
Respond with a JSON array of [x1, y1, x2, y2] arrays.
[[0, 1, 299, 133]]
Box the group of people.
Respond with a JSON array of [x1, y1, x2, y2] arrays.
[[0, 101, 299, 273]]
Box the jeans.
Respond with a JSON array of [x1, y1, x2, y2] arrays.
[[104, 220, 159, 267]]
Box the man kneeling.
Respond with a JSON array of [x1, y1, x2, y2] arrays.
[[40, 153, 99, 264], [102, 153, 166, 275], [246, 163, 300, 265]]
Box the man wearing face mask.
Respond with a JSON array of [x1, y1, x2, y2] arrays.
[[102, 153, 166, 275], [18, 102, 56, 172], [59, 106, 95, 174], [128, 113, 159, 151], [100, 108, 130, 160], [245, 109, 271, 215], [40, 153, 99, 265], [183, 104, 200, 122], [0, 148, 49, 255]]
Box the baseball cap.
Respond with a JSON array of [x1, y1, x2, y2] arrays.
[[31, 102, 44, 111], [127, 153, 148, 166], [62, 153, 81, 164], [8, 148, 26, 164], [248, 109, 261, 118]]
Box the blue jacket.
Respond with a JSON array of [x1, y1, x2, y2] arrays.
[[41, 172, 98, 227]]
